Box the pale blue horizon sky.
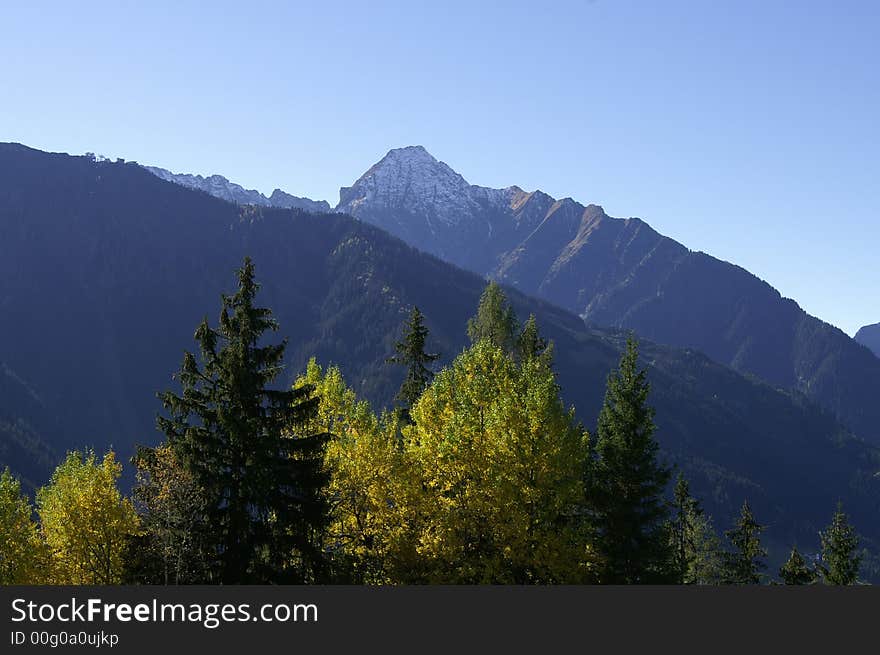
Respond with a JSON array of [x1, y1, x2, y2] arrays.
[[2, 1, 877, 335]]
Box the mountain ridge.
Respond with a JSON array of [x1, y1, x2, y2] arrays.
[[144, 164, 331, 213], [336, 146, 880, 447], [0, 142, 878, 575], [855, 323, 880, 358], [37, 143, 880, 447]]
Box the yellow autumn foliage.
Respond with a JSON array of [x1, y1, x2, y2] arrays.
[[300, 341, 594, 584], [37, 450, 140, 584], [294, 359, 406, 583], [404, 341, 591, 583], [0, 468, 50, 584]]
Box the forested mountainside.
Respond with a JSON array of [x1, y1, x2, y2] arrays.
[[0, 362, 58, 491], [337, 147, 880, 446], [0, 142, 878, 570]]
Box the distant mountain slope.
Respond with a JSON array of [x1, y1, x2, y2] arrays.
[[856, 323, 880, 358], [144, 164, 331, 213], [0, 143, 877, 571], [0, 362, 59, 491], [337, 146, 880, 446]]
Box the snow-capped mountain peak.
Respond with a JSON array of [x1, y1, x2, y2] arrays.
[[333, 145, 588, 272], [337, 146, 483, 226]]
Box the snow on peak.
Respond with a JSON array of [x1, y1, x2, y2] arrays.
[[337, 146, 522, 226]]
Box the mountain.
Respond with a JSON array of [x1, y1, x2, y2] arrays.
[[0, 362, 59, 491], [1, 142, 878, 573], [144, 164, 331, 213], [337, 146, 880, 447], [337, 145, 524, 273], [855, 323, 880, 358]]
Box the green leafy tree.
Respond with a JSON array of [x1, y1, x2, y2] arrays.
[[0, 468, 48, 584], [819, 503, 861, 585], [779, 546, 816, 585], [127, 444, 212, 584], [589, 337, 672, 583], [157, 257, 329, 584], [467, 281, 519, 355], [386, 306, 439, 419], [722, 500, 767, 584], [37, 450, 139, 584]]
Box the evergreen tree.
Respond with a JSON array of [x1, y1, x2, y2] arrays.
[[685, 511, 725, 585], [722, 500, 767, 584], [157, 257, 329, 584], [670, 474, 697, 583], [467, 281, 519, 355], [819, 503, 861, 585], [589, 337, 672, 583], [386, 306, 439, 419], [779, 546, 815, 585], [668, 473, 723, 584], [517, 313, 553, 366]]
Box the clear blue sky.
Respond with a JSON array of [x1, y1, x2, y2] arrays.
[[2, 1, 877, 335]]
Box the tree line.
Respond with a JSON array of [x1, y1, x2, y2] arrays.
[[0, 258, 865, 585]]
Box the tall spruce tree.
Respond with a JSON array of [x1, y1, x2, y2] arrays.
[[589, 337, 672, 583], [157, 257, 329, 584], [467, 281, 519, 355], [669, 473, 715, 584], [387, 306, 439, 419], [722, 500, 767, 584], [684, 511, 725, 585], [819, 503, 861, 585], [779, 546, 815, 585], [517, 314, 553, 366]]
